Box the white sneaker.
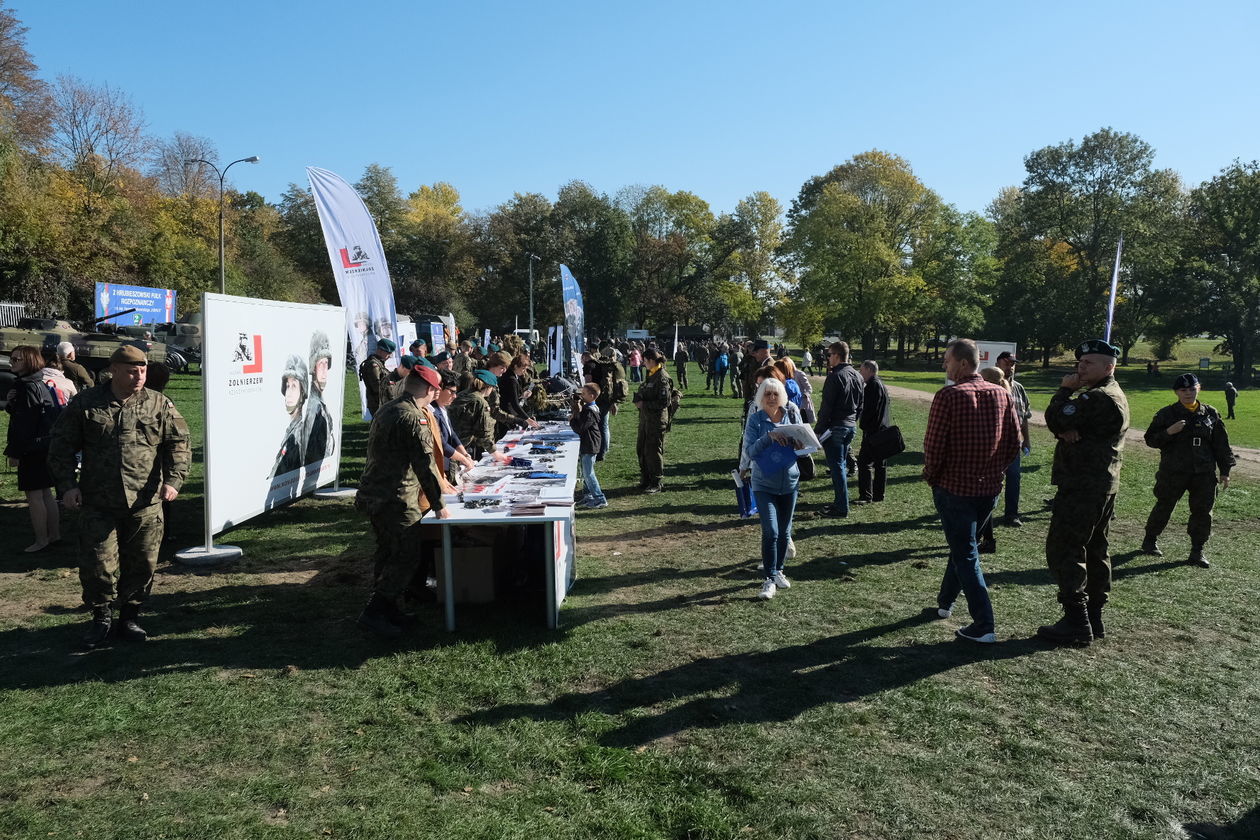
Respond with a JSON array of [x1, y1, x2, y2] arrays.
[[936, 606, 953, 619], [772, 572, 791, 589], [785, 538, 797, 560], [758, 579, 777, 600]]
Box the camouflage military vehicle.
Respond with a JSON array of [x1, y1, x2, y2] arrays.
[[0, 308, 170, 380]]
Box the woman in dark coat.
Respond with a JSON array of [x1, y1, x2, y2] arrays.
[[4, 345, 63, 552]]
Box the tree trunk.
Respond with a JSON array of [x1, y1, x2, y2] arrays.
[[896, 327, 906, 366]]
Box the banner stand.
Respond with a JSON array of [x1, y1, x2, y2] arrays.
[[175, 292, 242, 567]]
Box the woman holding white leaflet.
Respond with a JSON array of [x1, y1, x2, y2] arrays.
[[742, 377, 804, 600]]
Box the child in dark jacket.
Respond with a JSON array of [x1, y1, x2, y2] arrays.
[[570, 383, 606, 508]]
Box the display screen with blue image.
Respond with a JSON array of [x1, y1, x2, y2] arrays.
[[94, 282, 178, 326]]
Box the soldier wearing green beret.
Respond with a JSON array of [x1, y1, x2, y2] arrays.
[[358, 338, 394, 415], [48, 344, 191, 648], [1038, 339, 1129, 646], [1141, 373, 1235, 567], [447, 370, 498, 459]]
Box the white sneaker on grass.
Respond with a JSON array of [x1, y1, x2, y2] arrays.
[[758, 579, 776, 600], [772, 572, 791, 589]]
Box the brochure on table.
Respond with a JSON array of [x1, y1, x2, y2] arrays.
[[428, 420, 580, 610]]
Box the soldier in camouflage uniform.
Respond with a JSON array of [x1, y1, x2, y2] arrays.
[[358, 338, 394, 415], [1038, 339, 1130, 646], [354, 365, 449, 637], [633, 348, 675, 493], [303, 330, 335, 466], [48, 345, 191, 648], [1141, 373, 1235, 568], [269, 354, 308, 478], [447, 371, 499, 460]]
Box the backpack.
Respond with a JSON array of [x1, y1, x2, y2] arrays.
[[666, 383, 682, 429]]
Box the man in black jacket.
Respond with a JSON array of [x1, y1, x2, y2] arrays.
[[814, 341, 864, 518], [855, 360, 891, 504]]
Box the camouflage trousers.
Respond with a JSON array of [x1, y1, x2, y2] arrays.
[[79, 503, 164, 609], [368, 505, 425, 600], [1144, 470, 1218, 547], [1045, 489, 1115, 607]]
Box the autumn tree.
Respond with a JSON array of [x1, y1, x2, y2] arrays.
[[782, 150, 941, 353]]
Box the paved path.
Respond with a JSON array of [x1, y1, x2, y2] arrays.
[[883, 383, 1260, 479]]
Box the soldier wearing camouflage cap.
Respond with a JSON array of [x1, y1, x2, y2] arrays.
[[48, 344, 191, 648], [1038, 339, 1129, 647]]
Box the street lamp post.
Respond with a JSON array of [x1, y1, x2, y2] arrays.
[[185, 156, 261, 294], [527, 252, 541, 341]]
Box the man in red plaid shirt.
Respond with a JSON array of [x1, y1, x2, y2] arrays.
[[923, 339, 1021, 643]]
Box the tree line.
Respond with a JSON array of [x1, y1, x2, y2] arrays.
[[0, 5, 1256, 374]]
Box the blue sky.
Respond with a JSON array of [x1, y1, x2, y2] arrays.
[[15, 0, 1259, 217]]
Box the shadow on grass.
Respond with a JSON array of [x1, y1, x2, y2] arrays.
[[1183, 803, 1260, 840], [0, 568, 562, 691], [455, 613, 1046, 747]]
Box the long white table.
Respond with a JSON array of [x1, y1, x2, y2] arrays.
[[423, 423, 580, 631]]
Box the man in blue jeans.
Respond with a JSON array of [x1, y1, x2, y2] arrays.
[[814, 341, 864, 518], [995, 351, 1032, 526], [923, 339, 1020, 643]]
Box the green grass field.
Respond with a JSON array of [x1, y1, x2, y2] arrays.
[[1, 370, 1258, 839]]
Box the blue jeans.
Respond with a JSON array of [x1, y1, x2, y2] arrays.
[[932, 486, 997, 635], [753, 489, 797, 579], [599, 409, 611, 460], [1003, 453, 1022, 519], [580, 453, 605, 504], [821, 426, 856, 512]]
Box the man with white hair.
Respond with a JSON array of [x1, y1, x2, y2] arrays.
[[56, 342, 94, 392], [1038, 339, 1130, 646]]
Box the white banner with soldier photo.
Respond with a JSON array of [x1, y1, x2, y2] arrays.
[[202, 293, 347, 535]]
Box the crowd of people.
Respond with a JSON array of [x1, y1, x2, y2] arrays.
[[3, 325, 1241, 648]]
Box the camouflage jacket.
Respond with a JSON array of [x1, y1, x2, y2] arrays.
[[1144, 401, 1235, 476], [358, 355, 389, 413], [355, 395, 446, 516], [448, 390, 496, 455], [1046, 375, 1130, 494], [48, 384, 191, 510]]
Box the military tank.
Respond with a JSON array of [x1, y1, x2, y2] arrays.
[[0, 308, 170, 380]]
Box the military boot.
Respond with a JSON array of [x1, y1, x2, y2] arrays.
[[82, 607, 113, 649], [1037, 603, 1093, 647], [1141, 534, 1163, 556], [1087, 601, 1106, 640], [356, 594, 403, 638], [117, 604, 148, 642], [1188, 546, 1210, 568]]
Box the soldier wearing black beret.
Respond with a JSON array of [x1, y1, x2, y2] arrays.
[[1038, 339, 1129, 646], [1140, 373, 1235, 567]]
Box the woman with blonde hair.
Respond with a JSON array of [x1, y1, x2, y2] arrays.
[[742, 376, 805, 600]]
